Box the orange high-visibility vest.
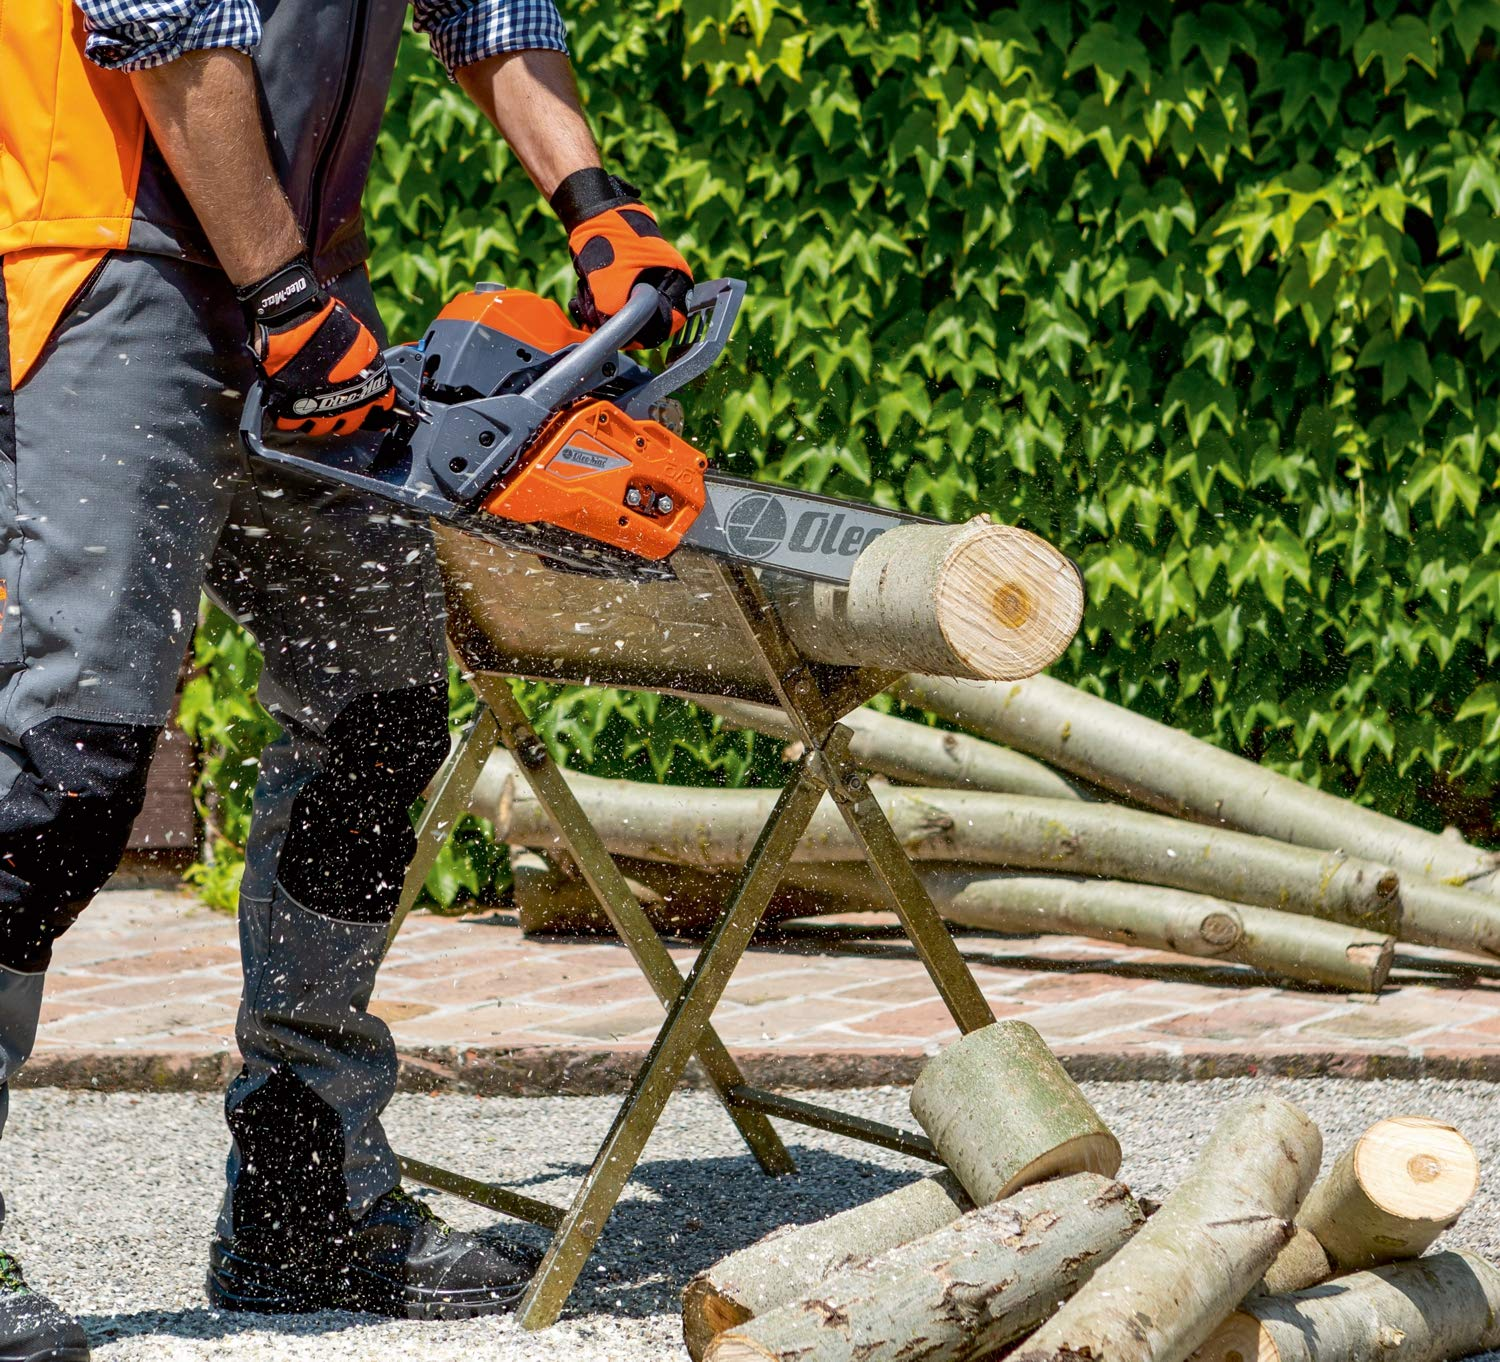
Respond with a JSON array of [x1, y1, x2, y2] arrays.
[[0, 0, 407, 385]]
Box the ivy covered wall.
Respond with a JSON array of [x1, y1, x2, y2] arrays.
[[183, 1, 1500, 907]]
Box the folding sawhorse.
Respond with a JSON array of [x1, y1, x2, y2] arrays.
[[383, 532, 997, 1330]]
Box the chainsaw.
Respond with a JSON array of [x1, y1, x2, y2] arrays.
[[241, 279, 934, 583]]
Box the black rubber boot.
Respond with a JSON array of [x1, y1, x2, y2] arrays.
[[0, 1253, 88, 1362], [208, 1189, 535, 1319]]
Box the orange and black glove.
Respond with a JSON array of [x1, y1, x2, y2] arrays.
[[238, 257, 396, 437], [552, 169, 693, 347]]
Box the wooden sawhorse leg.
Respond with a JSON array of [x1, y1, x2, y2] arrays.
[[386, 564, 997, 1330], [516, 756, 828, 1327]]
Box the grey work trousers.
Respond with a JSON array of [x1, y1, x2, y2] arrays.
[[0, 251, 450, 1239]]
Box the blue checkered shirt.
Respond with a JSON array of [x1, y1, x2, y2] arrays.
[[77, 0, 568, 75]]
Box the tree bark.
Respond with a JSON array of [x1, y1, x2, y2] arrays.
[[1256, 1226, 1332, 1297], [768, 519, 1084, 682], [703, 1174, 1142, 1362], [509, 851, 820, 938], [1231, 902, 1393, 993], [695, 694, 1088, 801], [1012, 1094, 1322, 1362], [896, 673, 1500, 895], [509, 855, 1392, 993], [1293, 1116, 1480, 1272], [681, 1172, 971, 1362], [1397, 875, 1500, 956], [909, 1021, 1120, 1204], [1192, 1252, 1500, 1362], [482, 755, 1405, 938]]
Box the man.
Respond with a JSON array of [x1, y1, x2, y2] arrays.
[[0, 0, 692, 1356]]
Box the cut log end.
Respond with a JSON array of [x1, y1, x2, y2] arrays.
[[705, 1339, 776, 1362], [1353, 1116, 1478, 1225], [934, 525, 1085, 681], [1347, 939, 1395, 993], [1007, 1131, 1123, 1199], [682, 1284, 753, 1362], [1191, 1312, 1277, 1362]]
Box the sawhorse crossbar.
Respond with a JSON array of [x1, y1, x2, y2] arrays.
[[383, 559, 996, 1329]]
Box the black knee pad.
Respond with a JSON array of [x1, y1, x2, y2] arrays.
[[277, 682, 450, 923], [0, 716, 160, 971], [225, 1067, 350, 1239]]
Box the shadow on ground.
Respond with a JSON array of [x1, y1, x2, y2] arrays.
[[76, 1142, 917, 1343]]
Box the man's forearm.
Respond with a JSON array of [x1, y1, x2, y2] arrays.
[[457, 50, 601, 200], [130, 49, 303, 286]]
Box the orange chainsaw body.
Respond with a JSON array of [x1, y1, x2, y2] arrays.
[[436, 289, 709, 561], [481, 400, 707, 560]]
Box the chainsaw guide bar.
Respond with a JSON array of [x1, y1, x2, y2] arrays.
[[242, 278, 933, 585]]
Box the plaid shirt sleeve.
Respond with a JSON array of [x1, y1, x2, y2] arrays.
[[75, 0, 262, 71], [413, 0, 569, 77]]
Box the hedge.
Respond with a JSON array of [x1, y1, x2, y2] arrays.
[[182, 0, 1500, 909]]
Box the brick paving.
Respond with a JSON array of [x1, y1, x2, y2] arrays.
[[20, 888, 1500, 1092]]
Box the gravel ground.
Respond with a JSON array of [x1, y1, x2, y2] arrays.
[[4, 1079, 1498, 1360]]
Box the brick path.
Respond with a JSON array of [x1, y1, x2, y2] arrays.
[[23, 888, 1500, 1092]]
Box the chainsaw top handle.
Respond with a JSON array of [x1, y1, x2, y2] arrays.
[[521, 277, 746, 416]]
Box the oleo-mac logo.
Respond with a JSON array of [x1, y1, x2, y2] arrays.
[[724, 492, 885, 561], [264, 276, 309, 309]]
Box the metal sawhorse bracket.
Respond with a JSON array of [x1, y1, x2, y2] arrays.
[[383, 558, 996, 1329]]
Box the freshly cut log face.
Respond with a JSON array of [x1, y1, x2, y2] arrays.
[[703, 1174, 1141, 1362], [1295, 1115, 1479, 1271], [680, 1172, 971, 1361], [1192, 1251, 1500, 1362], [775, 519, 1085, 682], [909, 1021, 1120, 1204], [1012, 1094, 1321, 1362]]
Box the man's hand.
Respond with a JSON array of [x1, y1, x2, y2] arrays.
[[239, 258, 396, 437], [456, 52, 694, 346], [553, 170, 693, 346]]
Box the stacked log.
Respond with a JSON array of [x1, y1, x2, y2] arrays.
[[681, 1172, 971, 1361], [684, 1026, 1492, 1362], [897, 673, 1500, 946], [1012, 1094, 1321, 1362], [1268, 1116, 1479, 1287], [1194, 1253, 1500, 1362], [487, 756, 1400, 990], [703, 1174, 1140, 1362], [468, 652, 1500, 982]]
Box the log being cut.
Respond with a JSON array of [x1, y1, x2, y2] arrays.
[[680, 1172, 971, 1361], [439, 516, 1083, 695], [909, 1021, 1120, 1203], [1193, 1251, 1500, 1362], [480, 754, 1404, 937], [703, 1174, 1142, 1362], [1012, 1093, 1321, 1362]]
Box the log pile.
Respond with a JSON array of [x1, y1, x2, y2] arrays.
[[475, 664, 1500, 989], [683, 1025, 1490, 1362]]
